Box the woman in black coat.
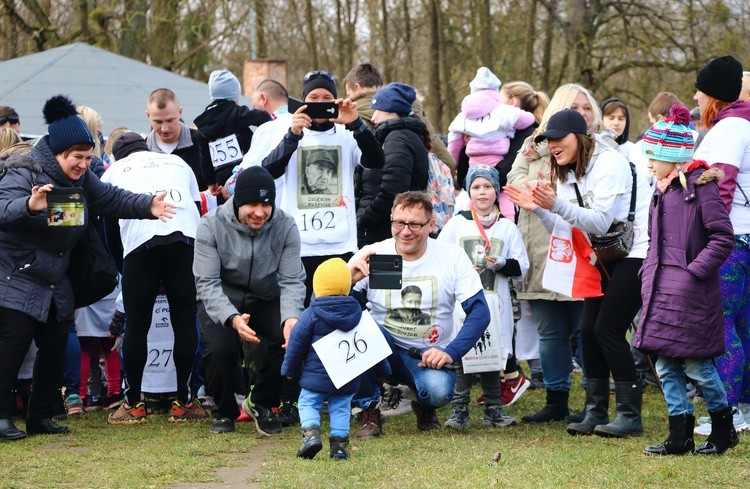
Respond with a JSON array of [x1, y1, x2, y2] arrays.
[[357, 83, 430, 246], [0, 95, 175, 440]]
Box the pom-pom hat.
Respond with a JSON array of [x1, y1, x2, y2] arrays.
[[641, 104, 694, 163], [313, 258, 351, 297], [43, 95, 95, 155]]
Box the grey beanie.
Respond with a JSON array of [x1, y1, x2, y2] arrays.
[[209, 69, 241, 101]]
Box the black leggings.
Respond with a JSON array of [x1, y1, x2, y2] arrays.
[[581, 258, 643, 381], [200, 299, 283, 418], [121, 242, 197, 405], [0, 307, 67, 420]]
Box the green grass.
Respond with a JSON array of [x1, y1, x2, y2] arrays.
[[1, 376, 748, 489]]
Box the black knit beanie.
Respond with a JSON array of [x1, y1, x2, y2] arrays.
[[233, 166, 276, 218], [695, 55, 743, 103], [302, 71, 337, 100], [112, 132, 149, 160]]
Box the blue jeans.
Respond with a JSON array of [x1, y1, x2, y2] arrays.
[[353, 324, 457, 410], [656, 356, 729, 416], [529, 300, 583, 392], [298, 388, 355, 438]]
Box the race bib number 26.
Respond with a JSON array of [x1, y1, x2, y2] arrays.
[[312, 311, 392, 389]]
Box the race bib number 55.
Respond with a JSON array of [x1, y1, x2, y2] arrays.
[[208, 134, 242, 168]]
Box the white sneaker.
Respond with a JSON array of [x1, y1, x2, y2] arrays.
[[694, 406, 749, 435]]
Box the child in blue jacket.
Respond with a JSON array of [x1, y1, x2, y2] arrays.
[[281, 258, 391, 460]]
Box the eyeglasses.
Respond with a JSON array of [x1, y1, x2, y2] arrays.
[[304, 70, 335, 82], [0, 116, 19, 125], [391, 220, 430, 231]]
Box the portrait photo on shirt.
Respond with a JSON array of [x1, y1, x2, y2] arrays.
[[297, 146, 342, 208], [459, 237, 505, 292], [383, 280, 438, 342]]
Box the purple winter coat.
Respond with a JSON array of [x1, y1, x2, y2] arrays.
[[633, 167, 733, 358]]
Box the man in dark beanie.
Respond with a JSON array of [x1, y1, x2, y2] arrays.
[[193, 165, 305, 435], [261, 70, 383, 304]]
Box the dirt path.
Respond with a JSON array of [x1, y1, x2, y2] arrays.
[[171, 438, 281, 489]]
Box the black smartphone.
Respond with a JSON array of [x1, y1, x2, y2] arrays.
[[288, 98, 339, 119], [369, 254, 403, 289], [287, 97, 304, 113], [304, 102, 339, 119]]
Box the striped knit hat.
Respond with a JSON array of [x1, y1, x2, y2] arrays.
[[641, 104, 694, 163]]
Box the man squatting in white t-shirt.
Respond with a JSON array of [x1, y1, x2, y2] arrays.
[[347, 191, 491, 434]]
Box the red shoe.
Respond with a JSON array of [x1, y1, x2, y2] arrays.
[[501, 374, 530, 406]]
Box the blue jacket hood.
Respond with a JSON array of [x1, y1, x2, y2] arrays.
[[310, 295, 362, 332]]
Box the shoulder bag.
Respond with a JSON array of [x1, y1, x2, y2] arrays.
[[573, 162, 637, 261]]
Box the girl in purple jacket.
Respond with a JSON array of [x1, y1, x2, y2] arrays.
[[633, 105, 737, 455]]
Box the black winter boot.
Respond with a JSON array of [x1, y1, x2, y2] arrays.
[[0, 418, 27, 440], [594, 380, 643, 438], [297, 425, 322, 459], [329, 435, 349, 460], [644, 414, 695, 455], [521, 389, 569, 423], [567, 378, 610, 435], [696, 406, 739, 455]]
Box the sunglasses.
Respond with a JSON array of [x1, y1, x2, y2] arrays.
[[0, 116, 20, 125], [304, 70, 335, 82]]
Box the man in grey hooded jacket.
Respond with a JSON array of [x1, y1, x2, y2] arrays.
[[193, 166, 305, 435]]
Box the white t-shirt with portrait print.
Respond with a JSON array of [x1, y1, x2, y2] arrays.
[[437, 213, 529, 353], [694, 116, 750, 234], [275, 125, 362, 257], [352, 238, 483, 351]]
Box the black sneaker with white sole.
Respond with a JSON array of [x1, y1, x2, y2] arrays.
[[241, 399, 282, 435]]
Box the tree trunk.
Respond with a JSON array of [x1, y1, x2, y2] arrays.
[[479, 0, 492, 67], [402, 0, 414, 85], [120, 0, 148, 60], [380, 0, 391, 81], [254, 0, 267, 58], [304, 0, 318, 68], [150, 0, 180, 70], [524, 0, 538, 82], [428, 0, 443, 129]]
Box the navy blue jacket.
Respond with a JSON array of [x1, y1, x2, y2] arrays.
[[281, 295, 392, 395]]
